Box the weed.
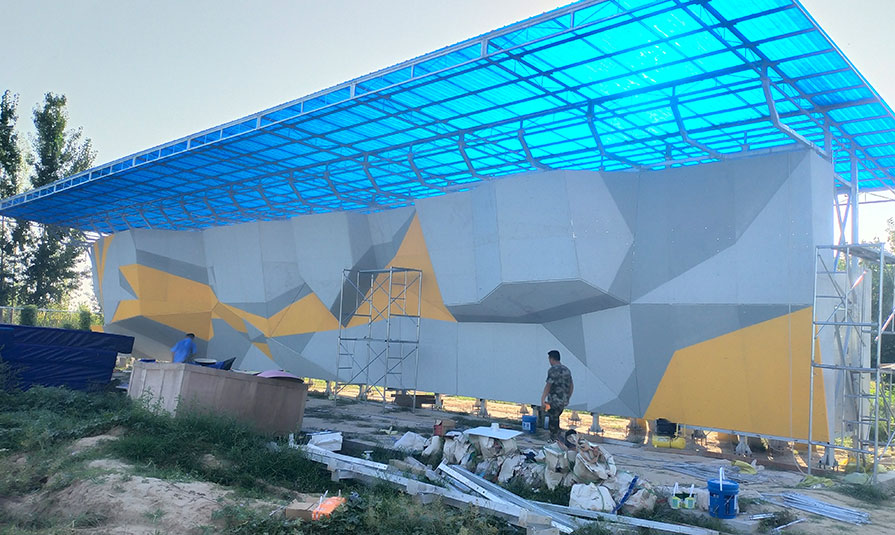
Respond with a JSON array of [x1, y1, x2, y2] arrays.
[[501, 476, 572, 506], [757, 510, 798, 533], [143, 507, 166, 523], [835, 482, 892, 504], [0, 446, 105, 496], [0, 386, 130, 452], [0, 508, 56, 533], [104, 404, 338, 494], [738, 496, 761, 512], [215, 491, 524, 535], [70, 510, 109, 528], [634, 505, 730, 533], [570, 522, 612, 535]]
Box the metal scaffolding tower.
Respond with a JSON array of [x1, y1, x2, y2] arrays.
[[335, 267, 422, 405], [809, 243, 895, 481]]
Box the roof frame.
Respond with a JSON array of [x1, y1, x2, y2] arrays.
[[3, 0, 894, 232]]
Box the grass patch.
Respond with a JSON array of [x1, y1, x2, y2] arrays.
[[103, 404, 338, 495], [570, 523, 612, 535], [634, 505, 731, 533], [757, 510, 798, 533], [214, 489, 525, 535], [0, 445, 109, 497], [834, 482, 893, 504], [0, 386, 129, 453], [501, 476, 572, 506]]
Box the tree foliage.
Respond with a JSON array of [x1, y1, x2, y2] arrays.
[[19, 93, 95, 307], [0, 91, 95, 308], [0, 91, 27, 305], [869, 218, 895, 365]]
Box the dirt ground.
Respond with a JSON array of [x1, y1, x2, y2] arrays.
[[4, 391, 893, 534], [1, 435, 277, 535], [302, 390, 895, 534]]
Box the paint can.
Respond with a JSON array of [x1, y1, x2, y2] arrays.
[[522, 415, 537, 434], [707, 479, 739, 519]]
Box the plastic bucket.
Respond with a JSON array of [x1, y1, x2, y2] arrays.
[[707, 479, 739, 519], [522, 415, 537, 434]]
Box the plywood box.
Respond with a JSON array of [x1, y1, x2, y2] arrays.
[[128, 361, 308, 435]]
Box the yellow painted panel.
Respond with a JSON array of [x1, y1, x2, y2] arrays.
[[644, 307, 828, 442], [253, 342, 273, 358], [114, 265, 219, 340], [387, 215, 456, 323], [269, 292, 339, 337], [211, 302, 249, 333], [218, 303, 268, 335], [119, 265, 217, 310], [93, 238, 113, 303], [345, 215, 456, 328]]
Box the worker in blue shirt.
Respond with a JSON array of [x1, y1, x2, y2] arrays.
[[171, 333, 198, 363]]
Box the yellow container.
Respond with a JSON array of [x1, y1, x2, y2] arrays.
[[652, 436, 686, 449]]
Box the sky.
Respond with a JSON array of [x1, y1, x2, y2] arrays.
[[2, 0, 893, 242]]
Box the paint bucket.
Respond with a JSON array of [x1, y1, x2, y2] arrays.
[[707, 479, 739, 519], [522, 415, 537, 434]]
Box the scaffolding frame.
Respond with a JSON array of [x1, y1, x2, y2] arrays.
[[335, 267, 422, 406], [809, 243, 895, 481]]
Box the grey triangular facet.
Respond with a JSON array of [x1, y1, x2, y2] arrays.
[[600, 171, 640, 233], [628, 153, 802, 302], [545, 316, 587, 366], [135, 250, 209, 284], [245, 322, 266, 343], [265, 284, 311, 318], [608, 243, 634, 303], [118, 269, 137, 299]]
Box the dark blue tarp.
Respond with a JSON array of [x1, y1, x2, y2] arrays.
[[0, 324, 134, 390]]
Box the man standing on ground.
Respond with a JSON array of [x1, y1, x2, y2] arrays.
[[541, 349, 573, 441], [171, 333, 197, 363]]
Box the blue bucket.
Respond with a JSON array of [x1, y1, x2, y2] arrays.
[[707, 479, 739, 519], [521, 415, 537, 434]]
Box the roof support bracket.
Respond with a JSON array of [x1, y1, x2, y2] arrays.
[[517, 128, 551, 170], [586, 103, 644, 171], [458, 134, 486, 179], [670, 96, 722, 160], [362, 155, 384, 195], [407, 153, 448, 192], [761, 65, 827, 159]]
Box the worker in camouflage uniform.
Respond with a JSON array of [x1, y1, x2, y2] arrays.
[[540, 349, 573, 441]]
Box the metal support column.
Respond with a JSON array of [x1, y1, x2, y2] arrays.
[[808, 243, 895, 481]]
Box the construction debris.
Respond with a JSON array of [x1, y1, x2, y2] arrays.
[[769, 492, 870, 525], [306, 431, 343, 451], [296, 433, 720, 535], [393, 431, 428, 452], [536, 502, 720, 535]]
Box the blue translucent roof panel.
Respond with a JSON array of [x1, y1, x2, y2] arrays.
[[3, 0, 894, 233]]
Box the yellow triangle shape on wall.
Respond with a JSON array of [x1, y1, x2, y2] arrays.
[[644, 307, 828, 442], [347, 214, 456, 328]]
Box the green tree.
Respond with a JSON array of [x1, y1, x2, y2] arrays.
[[0, 90, 27, 305], [20, 93, 95, 307], [870, 218, 895, 365]]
